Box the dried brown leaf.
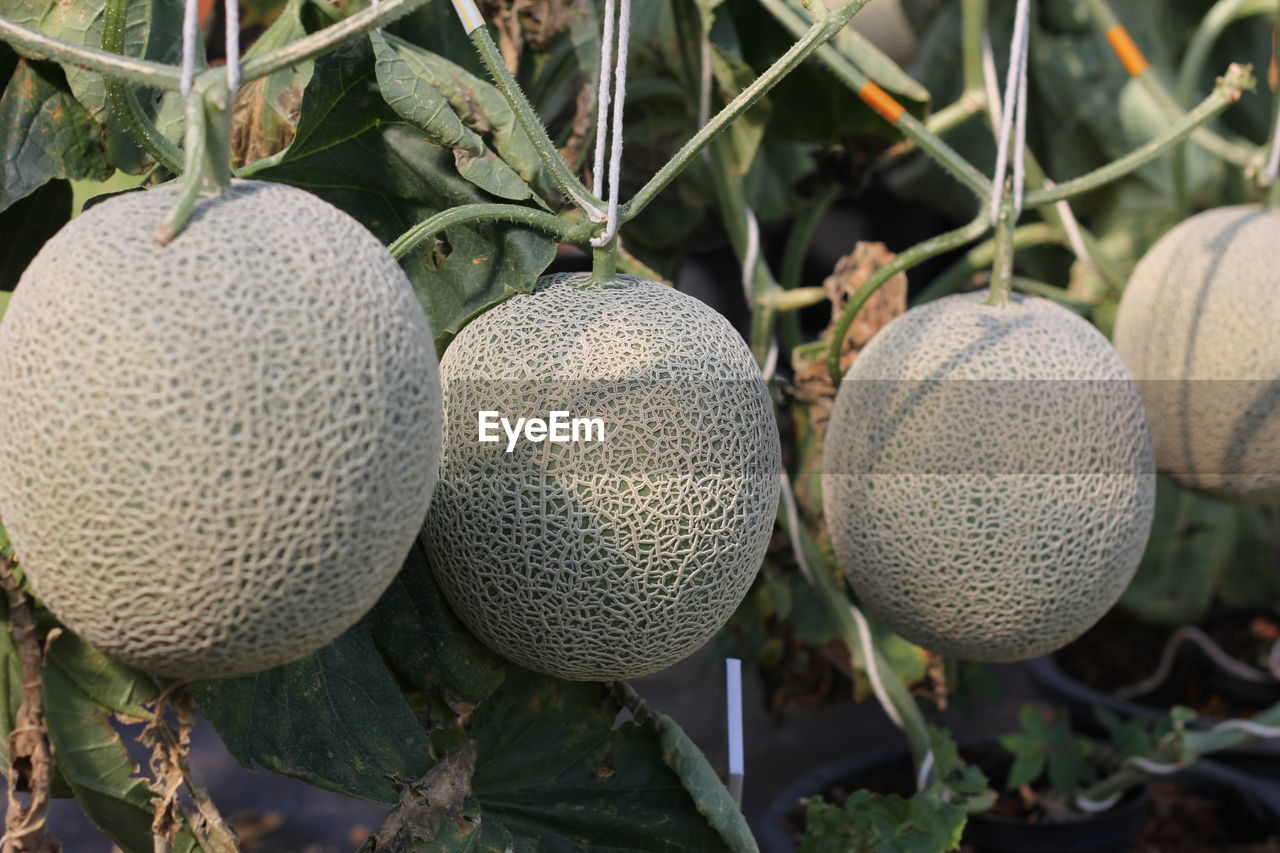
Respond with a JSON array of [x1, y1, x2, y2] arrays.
[[362, 740, 479, 851], [792, 241, 907, 436], [1, 555, 61, 853]]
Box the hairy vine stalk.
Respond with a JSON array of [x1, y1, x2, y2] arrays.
[[389, 204, 598, 259], [102, 0, 184, 175]]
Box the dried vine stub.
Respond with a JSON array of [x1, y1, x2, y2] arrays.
[[1114, 206, 1280, 505], [824, 292, 1155, 662], [0, 180, 443, 679], [425, 273, 781, 681]]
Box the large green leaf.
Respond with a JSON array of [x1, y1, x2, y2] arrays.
[[379, 32, 550, 196], [0, 60, 111, 211], [190, 622, 433, 805], [43, 633, 202, 853], [367, 539, 506, 705], [0, 0, 185, 117], [463, 669, 753, 852], [371, 31, 532, 202], [242, 39, 556, 350], [44, 623, 158, 719]]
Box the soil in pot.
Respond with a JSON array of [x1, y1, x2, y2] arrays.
[[1055, 608, 1280, 720]]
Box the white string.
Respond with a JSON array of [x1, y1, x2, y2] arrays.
[[591, 0, 617, 197], [224, 0, 240, 95], [698, 36, 713, 129], [590, 0, 631, 247], [1114, 625, 1275, 700], [781, 470, 931, 789], [741, 208, 760, 305], [1073, 716, 1280, 814], [1210, 718, 1280, 739], [1074, 790, 1123, 812], [989, 0, 1031, 225], [915, 749, 935, 793], [778, 471, 816, 587], [980, 30, 1001, 128], [1011, 28, 1028, 220], [180, 0, 200, 97]]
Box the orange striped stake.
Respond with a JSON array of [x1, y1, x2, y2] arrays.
[[1106, 25, 1149, 76], [859, 81, 906, 124]]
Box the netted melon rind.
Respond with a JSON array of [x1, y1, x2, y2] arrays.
[[1113, 206, 1280, 505], [424, 272, 781, 681], [0, 180, 442, 678], [823, 292, 1155, 663]]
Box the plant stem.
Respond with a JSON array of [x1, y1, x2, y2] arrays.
[[0, 14, 183, 89], [591, 242, 617, 283], [781, 184, 840, 291], [778, 477, 932, 769], [1010, 276, 1091, 311], [778, 184, 839, 352], [466, 26, 603, 216], [914, 222, 1062, 304], [962, 0, 986, 96], [389, 204, 596, 260], [624, 0, 869, 223], [1176, 0, 1277, 108], [102, 0, 183, 174], [986, 198, 1015, 306], [1023, 64, 1256, 206], [827, 215, 991, 383], [767, 287, 828, 311], [238, 0, 429, 83], [1081, 0, 1259, 168], [758, 0, 992, 200], [1020, 152, 1128, 292], [154, 71, 233, 244]]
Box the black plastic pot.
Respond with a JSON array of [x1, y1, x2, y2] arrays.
[[1027, 653, 1280, 782], [1199, 607, 1280, 708], [1029, 607, 1280, 780], [757, 743, 1280, 853]]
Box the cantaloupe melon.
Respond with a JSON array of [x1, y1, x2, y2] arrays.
[[823, 292, 1155, 662], [1113, 206, 1280, 505], [0, 179, 442, 678], [424, 272, 781, 681]]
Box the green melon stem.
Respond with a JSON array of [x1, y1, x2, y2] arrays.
[[389, 205, 596, 259], [985, 198, 1016, 307], [102, 0, 184, 174], [154, 71, 233, 245], [590, 241, 618, 285]]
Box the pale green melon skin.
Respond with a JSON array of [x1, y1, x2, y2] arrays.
[[823, 292, 1155, 663], [424, 272, 781, 681], [1113, 206, 1280, 505], [0, 180, 443, 678]]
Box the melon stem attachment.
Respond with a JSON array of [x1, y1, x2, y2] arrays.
[[985, 197, 1016, 307], [591, 241, 618, 285], [154, 71, 233, 244]]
